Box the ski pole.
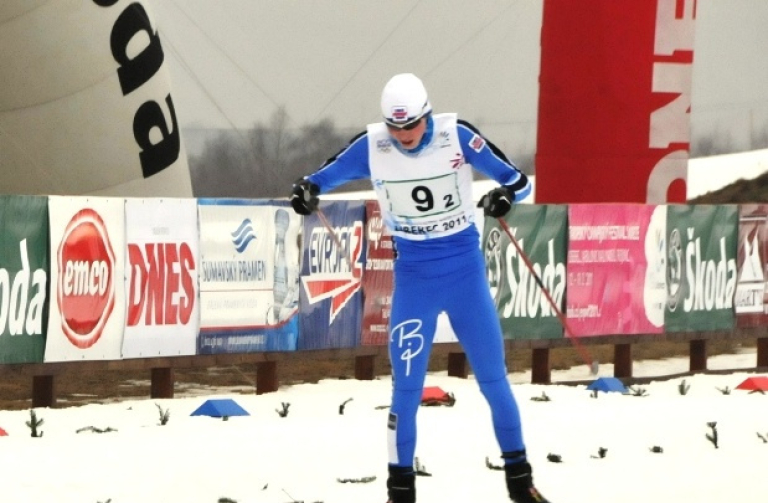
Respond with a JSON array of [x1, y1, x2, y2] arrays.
[[316, 206, 354, 271], [497, 217, 599, 375]]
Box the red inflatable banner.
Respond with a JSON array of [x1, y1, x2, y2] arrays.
[[536, 0, 695, 204]]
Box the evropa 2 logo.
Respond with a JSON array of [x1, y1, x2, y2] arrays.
[[57, 208, 116, 348], [301, 221, 364, 324]]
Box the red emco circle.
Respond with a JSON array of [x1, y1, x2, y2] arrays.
[[57, 208, 116, 349]]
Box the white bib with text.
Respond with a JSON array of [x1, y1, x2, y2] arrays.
[[367, 113, 475, 240]]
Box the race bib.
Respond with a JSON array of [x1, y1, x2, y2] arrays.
[[383, 173, 461, 219]]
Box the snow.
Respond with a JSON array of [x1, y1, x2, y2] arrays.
[[687, 148, 768, 199], [1, 350, 767, 503]]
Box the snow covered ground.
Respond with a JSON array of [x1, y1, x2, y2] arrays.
[[0, 350, 766, 503]]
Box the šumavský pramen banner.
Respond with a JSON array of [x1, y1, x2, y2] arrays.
[[483, 204, 567, 340], [0, 195, 48, 364], [197, 200, 300, 354], [665, 204, 738, 332]]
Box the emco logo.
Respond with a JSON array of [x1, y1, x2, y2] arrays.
[[57, 209, 116, 348]]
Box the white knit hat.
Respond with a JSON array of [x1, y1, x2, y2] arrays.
[[380, 73, 432, 127]]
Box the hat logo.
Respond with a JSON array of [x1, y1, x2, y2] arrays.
[[390, 106, 409, 123]]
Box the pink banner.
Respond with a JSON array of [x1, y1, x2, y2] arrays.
[[566, 204, 666, 336]]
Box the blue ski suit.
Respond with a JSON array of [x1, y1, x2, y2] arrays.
[[303, 113, 532, 469]]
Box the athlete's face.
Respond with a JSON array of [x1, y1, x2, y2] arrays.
[[387, 118, 427, 150]]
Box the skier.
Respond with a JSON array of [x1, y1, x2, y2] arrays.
[[289, 73, 551, 503]]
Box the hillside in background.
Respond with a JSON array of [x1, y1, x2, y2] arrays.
[[690, 170, 768, 203]]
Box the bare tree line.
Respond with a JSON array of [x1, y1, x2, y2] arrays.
[[691, 125, 768, 158], [187, 109, 768, 199], [187, 107, 366, 199]]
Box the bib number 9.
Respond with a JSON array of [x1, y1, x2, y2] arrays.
[[385, 174, 460, 218]]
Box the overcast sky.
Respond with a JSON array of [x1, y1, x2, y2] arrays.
[[149, 0, 768, 156]]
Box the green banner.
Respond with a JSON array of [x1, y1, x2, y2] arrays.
[[665, 204, 738, 332], [482, 205, 567, 340], [0, 195, 49, 363]]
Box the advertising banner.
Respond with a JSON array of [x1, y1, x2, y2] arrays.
[[537, 0, 694, 203], [0, 195, 49, 364], [735, 204, 768, 327], [45, 196, 126, 361], [197, 200, 300, 354], [361, 201, 393, 346], [0, 0, 192, 197], [483, 205, 567, 340], [665, 205, 738, 332], [299, 201, 366, 350], [122, 198, 199, 358], [566, 204, 667, 336]]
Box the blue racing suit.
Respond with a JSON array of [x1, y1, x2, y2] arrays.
[[303, 113, 532, 469]]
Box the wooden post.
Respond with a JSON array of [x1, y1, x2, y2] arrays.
[[150, 367, 174, 399], [355, 355, 376, 380], [32, 375, 55, 409], [447, 352, 468, 378], [613, 344, 633, 378], [689, 340, 707, 372], [256, 361, 278, 394], [758, 338, 768, 368], [531, 348, 551, 384]]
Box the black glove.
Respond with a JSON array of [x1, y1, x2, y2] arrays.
[[479, 186, 514, 217], [290, 179, 320, 215]]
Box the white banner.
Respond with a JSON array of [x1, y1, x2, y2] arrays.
[[0, 0, 192, 197], [198, 202, 301, 336], [45, 196, 126, 362], [122, 198, 199, 358]]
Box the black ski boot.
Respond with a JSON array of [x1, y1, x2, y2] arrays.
[[504, 460, 551, 503], [386, 465, 416, 503]]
